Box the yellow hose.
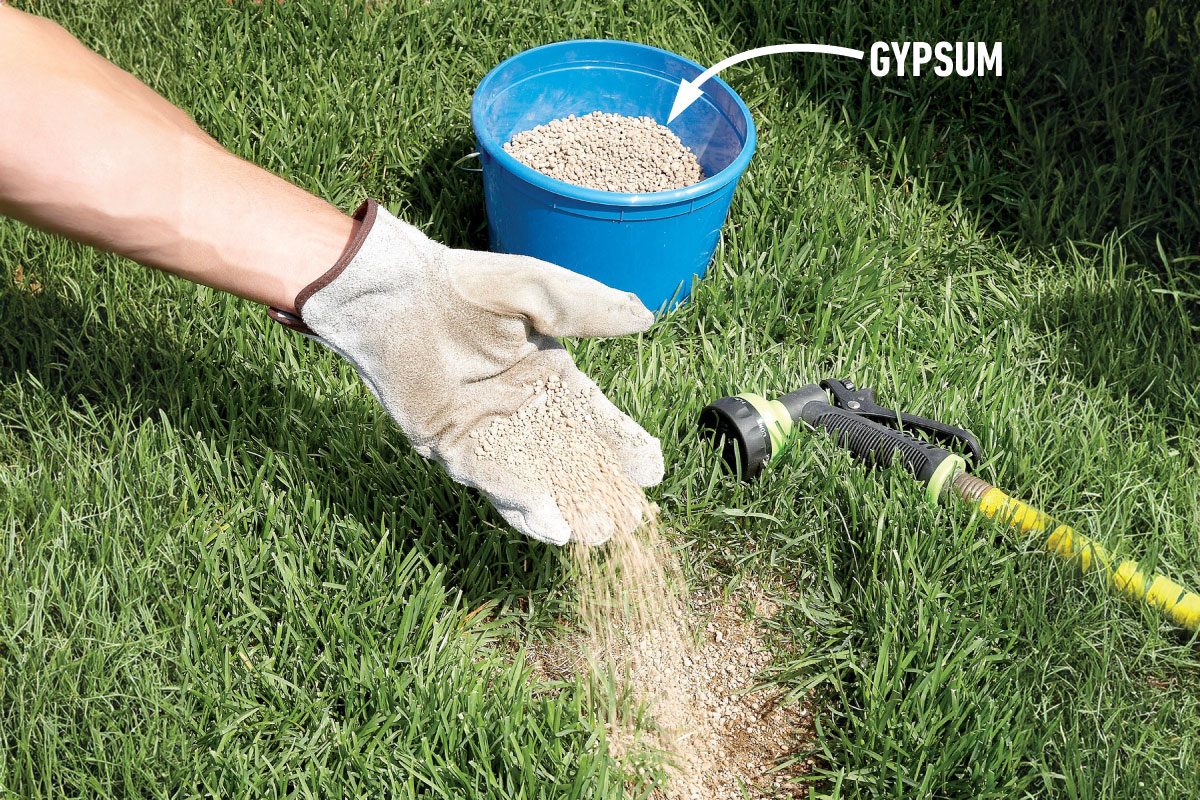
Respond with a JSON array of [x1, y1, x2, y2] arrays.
[[952, 474, 1200, 632]]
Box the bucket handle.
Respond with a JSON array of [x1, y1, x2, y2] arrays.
[[452, 151, 483, 173]]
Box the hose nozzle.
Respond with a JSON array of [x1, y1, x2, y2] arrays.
[[698, 385, 826, 480], [699, 380, 967, 502]]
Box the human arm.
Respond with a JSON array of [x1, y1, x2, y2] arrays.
[[0, 5, 663, 544], [0, 4, 353, 312]]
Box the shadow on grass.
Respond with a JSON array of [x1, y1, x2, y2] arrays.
[[389, 130, 490, 250], [1032, 275, 1200, 424], [700, 0, 1200, 259], [0, 285, 568, 617], [697, 0, 1200, 453]]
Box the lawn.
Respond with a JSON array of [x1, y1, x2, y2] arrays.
[[2, 0, 1199, 798]]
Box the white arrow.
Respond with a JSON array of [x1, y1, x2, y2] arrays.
[[667, 43, 865, 122]]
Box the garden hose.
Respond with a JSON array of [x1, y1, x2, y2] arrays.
[[698, 379, 1200, 633], [951, 472, 1200, 631]]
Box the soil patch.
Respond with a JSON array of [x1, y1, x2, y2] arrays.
[[571, 524, 818, 799]]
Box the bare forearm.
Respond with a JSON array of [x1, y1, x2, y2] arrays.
[[0, 6, 353, 312]]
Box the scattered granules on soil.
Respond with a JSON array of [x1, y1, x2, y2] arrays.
[[503, 111, 704, 193], [480, 377, 817, 796], [573, 524, 818, 799]]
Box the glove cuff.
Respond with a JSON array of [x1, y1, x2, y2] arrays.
[[265, 198, 380, 334]]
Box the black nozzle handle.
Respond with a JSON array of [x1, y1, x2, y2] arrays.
[[799, 401, 954, 484]]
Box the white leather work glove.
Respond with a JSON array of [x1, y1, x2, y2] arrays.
[[267, 200, 664, 546]]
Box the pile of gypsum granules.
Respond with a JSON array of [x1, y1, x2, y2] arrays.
[[476, 378, 813, 798], [503, 111, 704, 193], [471, 374, 646, 545]]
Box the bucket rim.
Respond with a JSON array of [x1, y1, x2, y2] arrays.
[[471, 39, 757, 208]]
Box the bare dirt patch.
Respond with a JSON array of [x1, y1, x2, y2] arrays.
[[533, 521, 819, 798]]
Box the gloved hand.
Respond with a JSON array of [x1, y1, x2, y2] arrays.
[[268, 200, 664, 545]]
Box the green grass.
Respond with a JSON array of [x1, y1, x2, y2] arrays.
[[2, 0, 1199, 797]]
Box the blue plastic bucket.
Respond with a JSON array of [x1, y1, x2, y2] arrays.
[[471, 40, 757, 312]]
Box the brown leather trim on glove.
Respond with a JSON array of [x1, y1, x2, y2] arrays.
[[266, 199, 378, 334]]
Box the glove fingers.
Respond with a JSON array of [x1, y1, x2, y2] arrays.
[[495, 484, 637, 547], [441, 449, 623, 547], [492, 492, 573, 546], [447, 250, 654, 339], [436, 350, 658, 545], [437, 450, 566, 545], [561, 371, 665, 488]]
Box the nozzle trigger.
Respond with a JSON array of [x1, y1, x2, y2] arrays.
[[819, 378, 983, 465]]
